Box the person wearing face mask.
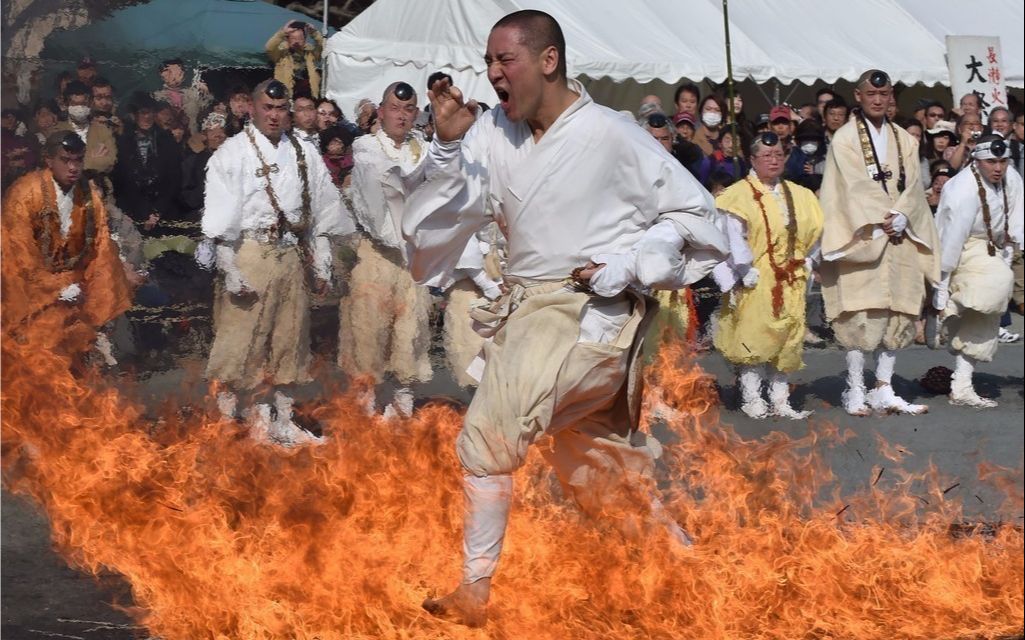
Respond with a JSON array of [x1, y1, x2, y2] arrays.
[[52, 81, 116, 175], [784, 120, 828, 192], [694, 94, 726, 155]]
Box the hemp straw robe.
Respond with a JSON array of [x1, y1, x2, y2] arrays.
[[713, 177, 823, 373], [338, 130, 433, 384], [818, 118, 939, 350]]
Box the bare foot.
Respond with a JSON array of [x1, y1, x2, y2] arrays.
[[422, 578, 490, 627]]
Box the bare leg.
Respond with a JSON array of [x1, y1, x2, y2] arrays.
[[422, 474, 512, 627]]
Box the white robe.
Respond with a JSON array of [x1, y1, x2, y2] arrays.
[[935, 164, 1024, 275], [202, 124, 354, 246], [402, 80, 727, 298], [348, 128, 427, 259]]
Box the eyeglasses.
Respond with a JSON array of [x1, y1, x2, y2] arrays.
[[646, 113, 669, 128], [393, 82, 414, 101], [265, 80, 288, 100], [868, 70, 890, 88]]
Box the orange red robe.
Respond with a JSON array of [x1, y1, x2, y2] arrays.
[[2, 169, 131, 355]]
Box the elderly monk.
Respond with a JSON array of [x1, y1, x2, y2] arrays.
[[403, 10, 727, 627], [819, 69, 940, 416], [931, 135, 1024, 407], [202, 79, 354, 446], [713, 131, 824, 419], [2, 131, 131, 358]]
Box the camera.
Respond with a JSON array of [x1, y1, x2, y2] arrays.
[[971, 130, 982, 140]]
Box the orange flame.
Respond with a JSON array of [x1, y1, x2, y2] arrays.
[[2, 338, 1022, 639]]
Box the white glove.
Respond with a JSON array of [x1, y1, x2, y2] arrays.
[[215, 244, 251, 295], [312, 235, 333, 283], [58, 282, 82, 303], [194, 238, 216, 270], [470, 270, 502, 301], [589, 251, 637, 297], [741, 265, 760, 289], [932, 279, 949, 311], [888, 210, 907, 234]]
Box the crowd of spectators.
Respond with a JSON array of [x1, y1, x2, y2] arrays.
[[3, 23, 1023, 362]]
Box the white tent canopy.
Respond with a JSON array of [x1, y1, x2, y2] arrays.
[[324, 0, 1024, 119]]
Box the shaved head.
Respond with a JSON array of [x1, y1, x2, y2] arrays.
[[491, 10, 566, 79]]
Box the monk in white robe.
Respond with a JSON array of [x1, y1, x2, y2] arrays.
[[339, 81, 434, 418], [403, 11, 727, 627], [818, 69, 940, 416], [932, 136, 1024, 407], [203, 80, 354, 445]]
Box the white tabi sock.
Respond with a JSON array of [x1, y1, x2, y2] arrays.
[[768, 367, 811, 419], [950, 354, 996, 408], [462, 474, 513, 585], [866, 351, 927, 414], [842, 350, 869, 415], [738, 365, 768, 419], [874, 349, 896, 386]]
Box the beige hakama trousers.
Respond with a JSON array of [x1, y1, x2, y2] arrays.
[[944, 238, 1014, 362], [338, 238, 433, 384], [457, 282, 659, 515], [443, 280, 488, 388], [206, 239, 312, 390]]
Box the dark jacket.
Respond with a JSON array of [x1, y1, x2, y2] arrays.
[[111, 124, 183, 232], [178, 148, 212, 223]]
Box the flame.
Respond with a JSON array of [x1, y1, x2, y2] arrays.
[[2, 337, 1022, 639]]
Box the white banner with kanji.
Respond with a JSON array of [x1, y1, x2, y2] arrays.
[[946, 36, 1008, 119]]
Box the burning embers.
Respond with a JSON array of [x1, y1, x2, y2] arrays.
[[1, 341, 1022, 639]]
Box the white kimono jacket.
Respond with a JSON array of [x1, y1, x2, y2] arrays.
[[935, 164, 1024, 276], [202, 124, 354, 277], [348, 129, 427, 259], [402, 81, 727, 294]]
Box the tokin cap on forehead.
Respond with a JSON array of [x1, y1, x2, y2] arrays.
[[973, 138, 1011, 160], [45, 131, 86, 156], [856, 69, 889, 88], [857, 69, 891, 88], [265, 80, 289, 100]]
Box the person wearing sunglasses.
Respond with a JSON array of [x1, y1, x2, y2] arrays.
[[201, 79, 355, 446], [819, 69, 940, 416], [712, 131, 824, 419], [409, 10, 727, 627], [1, 131, 132, 361], [339, 81, 437, 419], [929, 135, 1023, 407]]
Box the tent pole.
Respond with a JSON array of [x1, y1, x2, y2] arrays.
[[320, 0, 330, 97], [722, 0, 740, 173], [322, 0, 329, 35]]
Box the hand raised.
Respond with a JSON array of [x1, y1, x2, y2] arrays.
[[427, 77, 478, 142]]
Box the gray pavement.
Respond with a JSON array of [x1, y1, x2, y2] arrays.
[[3, 329, 1023, 638]]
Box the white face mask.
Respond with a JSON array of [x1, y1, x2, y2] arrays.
[[68, 105, 91, 124], [800, 142, 819, 155], [701, 111, 722, 128]]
